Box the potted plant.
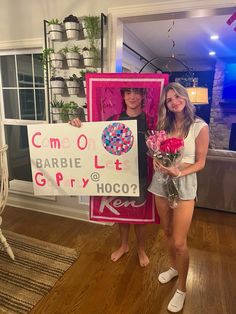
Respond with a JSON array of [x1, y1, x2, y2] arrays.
[[50, 50, 65, 69], [80, 69, 97, 90], [42, 48, 54, 69], [66, 74, 80, 95], [60, 103, 70, 123], [42, 48, 65, 69], [68, 101, 79, 118], [63, 14, 80, 40], [61, 45, 81, 68], [61, 101, 78, 122], [50, 76, 65, 95], [82, 46, 99, 67], [82, 15, 100, 44], [74, 106, 86, 122], [47, 19, 63, 41], [50, 100, 64, 123]]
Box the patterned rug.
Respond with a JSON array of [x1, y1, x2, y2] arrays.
[[0, 230, 79, 314]]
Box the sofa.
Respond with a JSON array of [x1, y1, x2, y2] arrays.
[[197, 149, 236, 213]]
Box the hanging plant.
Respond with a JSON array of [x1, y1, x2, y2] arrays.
[[42, 48, 54, 69], [82, 46, 99, 68], [50, 51, 65, 69], [61, 45, 81, 68], [50, 100, 64, 123], [61, 101, 79, 122], [50, 76, 65, 95], [66, 74, 80, 95], [63, 14, 80, 40], [82, 16, 100, 45], [80, 69, 97, 89], [47, 19, 63, 41]]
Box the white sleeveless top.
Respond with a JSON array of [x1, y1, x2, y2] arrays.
[[181, 118, 208, 164]]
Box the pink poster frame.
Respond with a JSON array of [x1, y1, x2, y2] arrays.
[[86, 73, 169, 224]]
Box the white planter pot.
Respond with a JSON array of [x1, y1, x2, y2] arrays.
[[51, 53, 64, 69], [48, 24, 63, 41], [81, 20, 88, 38], [66, 80, 80, 95], [66, 52, 80, 68], [64, 22, 80, 39], [51, 108, 63, 123], [50, 80, 65, 95], [82, 50, 96, 67]]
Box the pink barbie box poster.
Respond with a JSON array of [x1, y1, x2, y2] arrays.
[[86, 73, 169, 224]]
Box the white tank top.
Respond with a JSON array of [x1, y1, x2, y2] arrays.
[[182, 118, 208, 164]]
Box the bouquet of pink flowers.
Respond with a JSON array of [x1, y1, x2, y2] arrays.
[[146, 130, 184, 208]]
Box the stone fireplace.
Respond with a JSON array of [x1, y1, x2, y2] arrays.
[[209, 60, 236, 150]]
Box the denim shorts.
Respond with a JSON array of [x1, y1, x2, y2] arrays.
[[148, 171, 197, 200]]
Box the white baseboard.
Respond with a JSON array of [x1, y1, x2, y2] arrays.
[[7, 193, 89, 222], [6, 193, 112, 225]]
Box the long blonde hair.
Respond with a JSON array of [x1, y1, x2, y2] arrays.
[[157, 82, 196, 137]]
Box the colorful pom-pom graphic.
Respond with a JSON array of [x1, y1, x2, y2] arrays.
[[102, 122, 134, 155]]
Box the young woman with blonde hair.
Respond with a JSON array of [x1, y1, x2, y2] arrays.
[[148, 82, 209, 312]]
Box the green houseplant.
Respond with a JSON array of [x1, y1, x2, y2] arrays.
[[42, 48, 64, 70], [50, 51, 64, 69], [50, 76, 65, 95], [47, 19, 63, 41], [60, 101, 78, 122], [82, 46, 99, 68], [61, 45, 81, 68], [82, 16, 100, 45], [42, 48, 54, 68], [66, 74, 80, 95], [50, 100, 64, 123], [80, 69, 97, 89], [81, 16, 101, 67]]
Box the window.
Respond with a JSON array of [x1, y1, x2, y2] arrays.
[[0, 50, 47, 184]]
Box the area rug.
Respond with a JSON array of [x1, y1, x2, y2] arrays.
[[0, 230, 79, 314]]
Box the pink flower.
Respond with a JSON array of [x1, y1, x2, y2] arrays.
[[146, 130, 167, 154], [145, 130, 184, 209], [146, 130, 184, 164], [160, 138, 184, 154]]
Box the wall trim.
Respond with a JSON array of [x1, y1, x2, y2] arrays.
[[0, 38, 43, 50], [7, 193, 90, 222], [108, 1, 236, 16], [7, 193, 112, 225], [9, 179, 55, 201]]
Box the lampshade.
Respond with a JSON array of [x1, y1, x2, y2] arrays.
[[186, 87, 209, 105]]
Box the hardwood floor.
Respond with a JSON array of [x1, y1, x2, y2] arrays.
[[2, 206, 236, 314]]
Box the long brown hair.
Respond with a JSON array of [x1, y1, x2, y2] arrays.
[[157, 82, 196, 137]]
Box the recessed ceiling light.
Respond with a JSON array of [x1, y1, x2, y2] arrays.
[[209, 51, 216, 56], [210, 35, 219, 40]]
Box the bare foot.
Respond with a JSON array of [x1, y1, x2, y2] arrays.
[[111, 246, 129, 262], [138, 250, 149, 267]]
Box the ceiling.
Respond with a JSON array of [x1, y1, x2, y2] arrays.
[[124, 9, 236, 65]]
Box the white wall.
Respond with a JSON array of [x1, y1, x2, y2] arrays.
[[0, 0, 165, 44]]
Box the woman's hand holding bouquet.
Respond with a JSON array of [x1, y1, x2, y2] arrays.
[[146, 130, 184, 208]]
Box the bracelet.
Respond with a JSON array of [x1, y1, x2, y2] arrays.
[[175, 170, 181, 178]]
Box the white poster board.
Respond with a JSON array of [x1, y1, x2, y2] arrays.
[[27, 121, 139, 196]]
